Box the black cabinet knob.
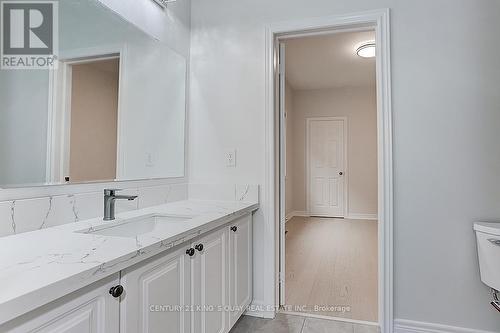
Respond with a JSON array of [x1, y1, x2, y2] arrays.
[[231, 226, 238, 232], [195, 244, 204, 252], [186, 248, 195, 257], [109, 285, 124, 298], [339, 172, 344, 176]]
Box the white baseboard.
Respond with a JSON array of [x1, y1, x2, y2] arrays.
[[285, 211, 310, 221], [394, 319, 497, 333], [286, 211, 378, 221], [280, 310, 378, 326], [346, 213, 378, 220], [244, 301, 275, 319]]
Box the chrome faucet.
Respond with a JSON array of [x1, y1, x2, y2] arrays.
[[103, 189, 138, 221]]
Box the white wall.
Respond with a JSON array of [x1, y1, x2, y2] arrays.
[[189, 0, 500, 331], [97, 0, 191, 57], [290, 86, 378, 217], [0, 71, 49, 184], [117, 38, 187, 180]]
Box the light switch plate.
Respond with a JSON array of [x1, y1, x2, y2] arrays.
[[145, 152, 155, 167], [225, 149, 237, 167]]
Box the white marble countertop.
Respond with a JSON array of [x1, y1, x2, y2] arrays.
[[0, 199, 259, 325]]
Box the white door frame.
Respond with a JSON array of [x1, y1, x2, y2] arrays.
[[264, 9, 393, 332], [278, 42, 287, 306], [306, 116, 348, 218]]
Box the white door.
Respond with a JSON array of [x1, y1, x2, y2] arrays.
[[307, 118, 346, 217], [120, 247, 191, 333], [191, 228, 229, 333], [228, 215, 253, 326], [0, 274, 120, 333]]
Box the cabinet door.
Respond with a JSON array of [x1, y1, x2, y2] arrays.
[[191, 227, 229, 333], [120, 247, 191, 333], [228, 214, 253, 326], [0, 274, 120, 333]]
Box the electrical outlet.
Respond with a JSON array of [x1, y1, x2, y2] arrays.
[[225, 149, 237, 168]]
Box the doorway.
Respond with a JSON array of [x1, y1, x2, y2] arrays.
[[279, 30, 379, 324], [47, 54, 122, 184], [69, 58, 120, 182], [267, 10, 393, 332]]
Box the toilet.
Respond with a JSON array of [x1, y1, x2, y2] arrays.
[[474, 222, 500, 311], [474, 223, 500, 290]]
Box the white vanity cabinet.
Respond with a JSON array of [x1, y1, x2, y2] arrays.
[[228, 214, 253, 327], [119, 246, 192, 333], [189, 214, 253, 333], [119, 214, 253, 333], [0, 274, 121, 333], [191, 226, 230, 333], [0, 213, 253, 333]]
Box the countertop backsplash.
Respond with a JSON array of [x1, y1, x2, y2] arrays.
[[187, 184, 259, 203], [0, 183, 188, 238], [0, 183, 259, 238]]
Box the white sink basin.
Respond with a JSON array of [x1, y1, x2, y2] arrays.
[[76, 214, 195, 238]]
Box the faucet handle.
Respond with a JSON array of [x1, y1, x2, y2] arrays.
[[104, 189, 122, 196]]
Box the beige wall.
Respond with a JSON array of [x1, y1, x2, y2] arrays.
[[69, 59, 119, 182], [285, 81, 295, 216], [287, 86, 378, 217]]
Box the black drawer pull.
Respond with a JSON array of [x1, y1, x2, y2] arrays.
[[109, 285, 124, 298]]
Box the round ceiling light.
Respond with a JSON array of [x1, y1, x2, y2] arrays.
[[356, 42, 376, 58]]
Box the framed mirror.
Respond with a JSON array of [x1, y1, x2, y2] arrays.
[[0, 0, 187, 187]]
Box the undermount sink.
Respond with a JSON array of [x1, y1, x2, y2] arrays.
[[76, 214, 195, 238]]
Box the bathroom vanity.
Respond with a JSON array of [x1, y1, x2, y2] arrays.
[[0, 199, 257, 333], [0, 1, 257, 332]]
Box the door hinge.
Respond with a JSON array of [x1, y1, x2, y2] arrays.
[[279, 272, 285, 284], [278, 61, 285, 75]]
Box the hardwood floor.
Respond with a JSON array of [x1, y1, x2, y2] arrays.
[[284, 217, 378, 322]]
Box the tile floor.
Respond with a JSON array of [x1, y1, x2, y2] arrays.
[[229, 313, 379, 333]]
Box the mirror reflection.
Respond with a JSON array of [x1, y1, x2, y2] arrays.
[[0, 0, 187, 187]]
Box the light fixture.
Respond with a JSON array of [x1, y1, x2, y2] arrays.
[[356, 42, 376, 58], [152, 0, 177, 8]]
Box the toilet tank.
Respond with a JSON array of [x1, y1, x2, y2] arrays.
[[474, 222, 500, 291]]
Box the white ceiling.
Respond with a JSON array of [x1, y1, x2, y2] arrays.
[[284, 30, 376, 90]]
